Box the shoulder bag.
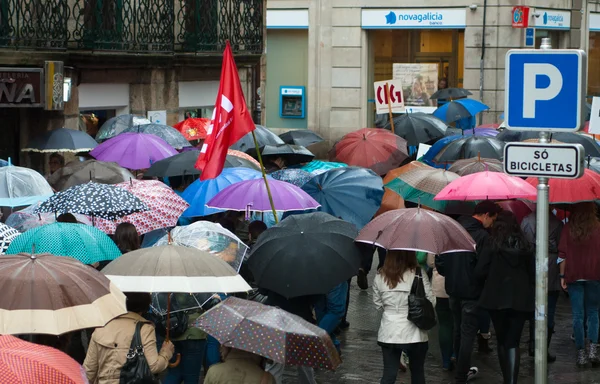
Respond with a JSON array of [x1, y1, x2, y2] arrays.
[[119, 322, 160, 384], [407, 267, 437, 331]]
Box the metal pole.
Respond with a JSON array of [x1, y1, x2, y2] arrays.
[[535, 37, 551, 384]]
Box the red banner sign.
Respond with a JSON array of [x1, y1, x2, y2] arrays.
[[512, 6, 530, 28]]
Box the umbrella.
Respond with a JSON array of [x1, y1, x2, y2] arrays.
[[586, 156, 600, 174], [299, 160, 347, 175], [227, 149, 261, 168], [0, 165, 53, 207], [145, 150, 260, 178], [496, 131, 600, 157], [301, 167, 384, 229], [207, 179, 320, 212], [328, 128, 409, 176], [448, 156, 504, 175], [433, 99, 490, 124], [430, 88, 473, 100], [90, 132, 178, 170], [6, 223, 121, 264], [154, 221, 249, 273], [0, 335, 89, 383], [525, 169, 600, 204], [382, 113, 447, 146], [123, 123, 192, 149], [497, 200, 535, 224], [248, 144, 315, 166], [181, 168, 265, 217], [22, 128, 98, 153], [356, 208, 476, 254], [47, 159, 135, 191], [279, 130, 324, 147], [477, 123, 500, 129], [248, 212, 362, 298], [36, 182, 149, 220], [0, 253, 126, 335], [101, 245, 251, 293], [269, 169, 312, 187], [230, 125, 284, 152], [94, 179, 189, 235], [0, 158, 7, 167], [0, 223, 19, 254], [195, 297, 341, 370], [375, 162, 429, 216], [96, 114, 151, 141], [433, 136, 506, 163], [173, 118, 209, 141], [434, 171, 537, 201], [5, 203, 92, 232]]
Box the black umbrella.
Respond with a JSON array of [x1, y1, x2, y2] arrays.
[[22, 128, 98, 153], [248, 212, 362, 298], [145, 150, 260, 177], [247, 144, 315, 166], [230, 125, 284, 153], [279, 130, 324, 147], [433, 136, 506, 163], [496, 131, 600, 157], [430, 88, 472, 100], [0, 223, 19, 254], [383, 113, 447, 146]]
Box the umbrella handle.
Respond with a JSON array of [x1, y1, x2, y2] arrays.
[[165, 293, 181, 368], [169, 354, 181, 368]]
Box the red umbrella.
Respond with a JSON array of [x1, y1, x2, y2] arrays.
[[173, 118, 209, 141], [526, 169, 600, 204], [497, 200, 535, 224], [329, 128, 409, 175]]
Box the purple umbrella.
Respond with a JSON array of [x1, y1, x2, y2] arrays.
[[90, 132, 177, 170], [464, 128, 498, 137], [207, 179, 320, 212]]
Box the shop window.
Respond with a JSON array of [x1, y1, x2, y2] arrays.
[[535, 30, 560, 49], [589, 32, 600, 97]]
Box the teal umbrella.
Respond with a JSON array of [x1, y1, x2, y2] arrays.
[[5, 223, 121, 265], [299, 160, 347, 175]]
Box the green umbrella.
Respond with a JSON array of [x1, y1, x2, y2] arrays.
[[5, 223, 121, 265], [300, 160, 347, 175]]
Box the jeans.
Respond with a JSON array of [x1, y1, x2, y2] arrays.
[[380, 342, 428, 384], [436, 298, 454, 368], [450, 298, 480, 383], [163, 339, 207, 384], [568, 280, 600, 349], [489, 309, 528, 349], [478, 310, 491, 335]]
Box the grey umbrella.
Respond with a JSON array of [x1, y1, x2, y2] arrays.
[[383, 113, 447, 146], [144, 150, 260, 177], [96, 114, 151, 141], [230, 125, 284, 152], [430, 88, 472, 100], [48, 160, 134, 191], [247, 144, 315, 166], [22, 128, 98, 153], [433, 136, 506, 163], [279, 130, 324, 147], [123, 123, 191, 149]]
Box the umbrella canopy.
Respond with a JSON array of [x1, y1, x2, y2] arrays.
[[585, 156, 600, 174], [36, 182, 149, 220], [207, 179, 320, 212], [182, 168, 265, 217], [0, 335, 89, 383], [434, 171, 537, 201], [22, 128, 98, 153], [90, 132, 178, 170], [433, 136, 506, 163], [269, 169, 313, 187], [448, 156, 504, 175], [329, 128, 409, 176], [96, 114, 151, 141], [0, 223, 19, 254], [300, 160, 347, 175], [5, 203, 92, 232], [6, 223, 121, 264], [0, 158, 7, 167], [227, 149, 261, 168], [248, 212, 362, 298], [173, 118, 209, 141], [525, 169, 600, 204], [433, 99, 490, 124], [356, 208, 476, 254], [279, 130, 324, 147], [430, 88, 473, 100], [101, 245, 251, 293], [154, 221, 248, 273], [248, 144, 315, 166], [94, 179, 189, 235], [375, 161, 429, 216], [145, 150, 260, 178], [497, 200, 535, 224], [382, 113, 447, 146], [230, 125, 284, 153], [496, 131, 600, 157], [123, 123, 192, 149], [195, 297, 341, 370], [47, 159, 135, 191], [0, 253, 126, 335], [301, 167, 384, 229], [0, 166, 53, 207]]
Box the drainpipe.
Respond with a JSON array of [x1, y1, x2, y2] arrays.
[[478, 0, 487, 125]]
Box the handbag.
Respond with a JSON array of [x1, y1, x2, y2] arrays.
[[407, 267, 437, 331], [119, 322, 160, 384]]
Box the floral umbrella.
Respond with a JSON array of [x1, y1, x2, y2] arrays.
[[173, 118, 209, 141], [5, 203, 92, 233]]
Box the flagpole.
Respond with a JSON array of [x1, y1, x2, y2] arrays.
[[251, 131, 279, 223]]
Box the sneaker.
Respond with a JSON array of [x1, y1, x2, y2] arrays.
[[339, 320, 350, 330], [589, 344, 600, 367], [466, 367, 479, 381], [357, 268, 368, 290], [577, 349, 589, 368]]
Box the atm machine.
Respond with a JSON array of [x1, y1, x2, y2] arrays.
[[279, 86, 305, 119]]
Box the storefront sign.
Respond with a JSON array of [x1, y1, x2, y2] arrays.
[[512, 6, 530, 28], [0, 68, 43, 107], [266, 10, 309, 29], [361, 9, 466, 29], [531, 9, 570, 30], [589, 13, 600, 32], [392, 63, 438, 109], [524, 27, 535, 47]]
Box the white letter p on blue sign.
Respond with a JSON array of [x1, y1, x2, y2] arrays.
[[523, 64, 562, 119]]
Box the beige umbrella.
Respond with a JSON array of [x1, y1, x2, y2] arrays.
[[0, 253, 126, 335], [48, 159, 134, 191], [448, 156, 503, 175]]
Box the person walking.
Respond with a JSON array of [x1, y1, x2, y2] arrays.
[[428, 253, 454, 371], [113, 222, 141, 254], [558, 202, 600, 367], [373, 250, 435, 384], [475, 211, 534, 384]]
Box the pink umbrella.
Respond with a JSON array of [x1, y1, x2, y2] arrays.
[[434, 171, 537, 201]]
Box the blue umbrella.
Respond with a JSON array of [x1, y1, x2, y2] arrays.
[[433, 99, 489, 124], [0, 159, 7, 167], [301, 167, 384, 229], [422, 135, 463, 169], [181, 168, 264, 217], [270, 169, 313, 187]]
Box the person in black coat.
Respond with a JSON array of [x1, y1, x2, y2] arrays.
[[475, 211, 534, 384]]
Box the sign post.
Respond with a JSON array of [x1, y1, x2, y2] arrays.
[[384, 83, 395, 133]]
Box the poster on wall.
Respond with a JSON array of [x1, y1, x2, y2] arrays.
[[392, 64, 438, 112]]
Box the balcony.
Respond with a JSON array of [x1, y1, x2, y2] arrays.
[[0, 0, 263, 55]]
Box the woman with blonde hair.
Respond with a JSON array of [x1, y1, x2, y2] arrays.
[[203, 346, 274, 384], [558, 202, 600, 367], [373, 250, 435, 384]]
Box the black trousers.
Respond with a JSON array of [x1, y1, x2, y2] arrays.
[[490, 309, 528, 349], [380, 342, 428, 384], [450, 298, 480, 383]]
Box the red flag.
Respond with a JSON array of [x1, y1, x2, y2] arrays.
[[195, 41, 256, 179]]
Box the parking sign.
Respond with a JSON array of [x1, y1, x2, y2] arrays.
[[505, 49, 586, 131]]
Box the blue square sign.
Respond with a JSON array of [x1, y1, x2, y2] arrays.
[[505, 50, 586, 131]]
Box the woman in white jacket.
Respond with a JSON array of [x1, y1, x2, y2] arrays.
[[373, 250, 436, 384]]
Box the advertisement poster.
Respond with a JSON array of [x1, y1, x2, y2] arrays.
[[392, 63, 438, 108]]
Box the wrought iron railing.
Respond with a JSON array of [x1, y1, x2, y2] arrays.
[[0, 0, 263, 54]]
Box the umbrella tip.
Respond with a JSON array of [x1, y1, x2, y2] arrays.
[[31, 244, 36, 257]]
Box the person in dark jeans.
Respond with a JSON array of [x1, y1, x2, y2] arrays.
[[436, 201, 502, 383], [358, 246, 386, 290]]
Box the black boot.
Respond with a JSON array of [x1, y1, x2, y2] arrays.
[[478, 333, 493, 354], [547, 327, 556, 363], [497, 345, 508, 380], [506, 347, 521, 384]]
